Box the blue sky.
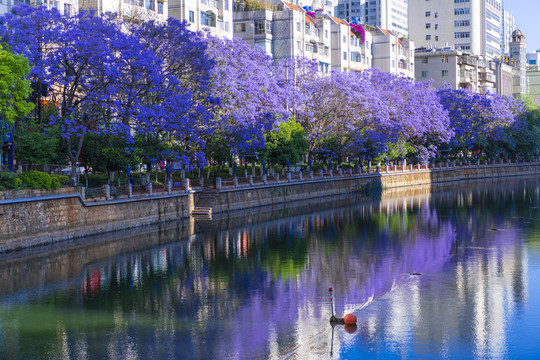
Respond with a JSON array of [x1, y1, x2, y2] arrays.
[[505, 1, 540, 53]]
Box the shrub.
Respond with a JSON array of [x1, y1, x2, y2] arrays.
[[18, 171, 60, 190], [52, 174, 69, 185], [0, 171, 19, 190]]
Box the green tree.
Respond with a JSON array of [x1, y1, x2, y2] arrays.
[[81, 133, 140, 185], [264, 120, 308, 167], [512, 108, 540, 158], [0, 41, 34, 136], [14, 104, 65, 165]]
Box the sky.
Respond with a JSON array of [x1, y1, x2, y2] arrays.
[[505, 1, 540, 53]]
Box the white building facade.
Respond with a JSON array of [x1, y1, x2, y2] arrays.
[[169, 0, 233, 38], [414, 48, 512, 95], [1, 0, 78, 16], [334, 0, 408, 38], [371, 26, 414, 77], [408, 0, 501, 59]]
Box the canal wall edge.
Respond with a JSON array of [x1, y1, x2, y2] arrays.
[[0, 163, 538, 252]]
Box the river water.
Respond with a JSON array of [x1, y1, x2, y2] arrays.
[[0, 177, 539, 359]]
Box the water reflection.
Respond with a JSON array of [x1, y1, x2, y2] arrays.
[[0, 177, 539, 359]]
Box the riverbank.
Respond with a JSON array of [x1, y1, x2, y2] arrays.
[[0, 162, 538, 252]]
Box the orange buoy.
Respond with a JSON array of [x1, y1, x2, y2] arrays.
[[344, 313, 357, 325]]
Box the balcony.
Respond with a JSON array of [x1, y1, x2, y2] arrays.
[[461, 56, 476, 66], [480, 73, 496, 83]]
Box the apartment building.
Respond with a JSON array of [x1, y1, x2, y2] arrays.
[[334, 0, 409, 38], [232, 3, 273, 54], [233, 1, 387, 75], [272, 3, 332, 71], [80, 0, 167, 20], [169, 0, 233, 38], [328, 15, 372, 72], [1, 0, 78, 16], [414, 48, 506, 95], [409, 0, 502, 59], [371, 26, 414, 78]]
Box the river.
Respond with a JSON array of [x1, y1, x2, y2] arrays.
[[0, 177, 539, 359]]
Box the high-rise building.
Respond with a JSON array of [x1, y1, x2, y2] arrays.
[[500, 5, 515, 55], [334, 0, 409, 38], [408, 0, 502, 58]]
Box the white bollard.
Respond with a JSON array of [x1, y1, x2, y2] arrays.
[[183, 179, 190, 193], [103, 184, 110, 200]]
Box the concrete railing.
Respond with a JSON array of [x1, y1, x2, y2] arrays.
[[73, 159, 540, 201]]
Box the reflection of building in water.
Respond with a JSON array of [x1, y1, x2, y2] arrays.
[[367, 228, 530, 359]]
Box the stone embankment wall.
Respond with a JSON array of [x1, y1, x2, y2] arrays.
[[0, 193, 194, 252], [0, 163, 538, 252], [214, 164, 539, 212]]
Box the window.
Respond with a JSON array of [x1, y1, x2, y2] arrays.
[[421, 71, 429, 78], [455, 32, 470, 39], [421, 57, 428, 64], [296, 22, 301, 32], [426, 23, 431, 29], [189, 10, 194, 23], [200, 12, 215, 27], [435, 36, 439, 41], [455, 20, 471, 27], [426, 35, 431, 40], [225, 0, 229, 10], [454, 0, 470, 3], [343, 35, 346, 43], [225, 22, 229, 32], [425, 11, 431, 17], [64, 3, 71, 15], [442, 70, 449, 76], [305, 24, 310, 35], [255, 20, 271, 34], [454, 8, 470, 15], [157, 1, 163, 14], [234, 23, 246, 32], [297, 41, 301, 49], [325, 30, 328, 39], [392, 60, 395, 68], [434, 12, 438, 18], [435, 24, 438, 30], [343, 51, 347, 60], [145, 0, 155, 10], [442, 57, 448, 63]]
